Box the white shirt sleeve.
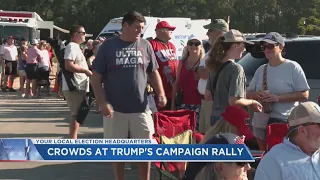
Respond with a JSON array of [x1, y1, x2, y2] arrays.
[[247, 65, 263, 92], [64, 44, 77, 61], [292, 62, 310, 92]]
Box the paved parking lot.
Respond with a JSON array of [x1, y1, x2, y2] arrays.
[[0, 91, 147, 180]]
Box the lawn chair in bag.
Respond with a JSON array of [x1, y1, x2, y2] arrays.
[[265, 123, 289, 151], [152, 110, 203, 180], [154, 129, 193, 180], [153, 110, 203, 143]]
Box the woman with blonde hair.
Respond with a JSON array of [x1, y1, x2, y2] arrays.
[[171, 35, 205, 127], [205, 29, 262, 127]]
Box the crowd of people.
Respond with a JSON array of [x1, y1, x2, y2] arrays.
[[0, 36, 54, 98], [1, 10, 319, 180]]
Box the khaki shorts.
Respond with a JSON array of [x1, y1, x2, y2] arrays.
[[19, 70, 26, 77], [199, 99, 213, 133], [103, 110, 155, 139], [63, 90, 86, 116]]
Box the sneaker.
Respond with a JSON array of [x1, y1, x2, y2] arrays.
[[21, 93, 25, 98], [8, 88, 17, 92]]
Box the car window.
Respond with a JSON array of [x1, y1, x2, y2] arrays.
[[238, 54, 268, 77], [284, 41, 320, 79], [239, 40, 320, 79]]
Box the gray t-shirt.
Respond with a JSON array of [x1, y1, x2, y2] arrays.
[[206, 61, 246, 117], [92, 36, 159, 113], [248, 60, 310, 124]]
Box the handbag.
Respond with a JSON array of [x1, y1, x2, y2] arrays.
[[76, 96, 91, 125], [211, 61, 232, 99], [175, 58, 201, 107], [262, 65, 272, 113]]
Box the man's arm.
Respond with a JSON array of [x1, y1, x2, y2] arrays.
[[64, 44, 89, 74], [65, 60, 88, 73]]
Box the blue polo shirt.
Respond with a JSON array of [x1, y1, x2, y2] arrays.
[[255, 138, 320, 180]]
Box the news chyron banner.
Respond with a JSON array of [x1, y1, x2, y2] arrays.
[[0, 139, 254, 162]]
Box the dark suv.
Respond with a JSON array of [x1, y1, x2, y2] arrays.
[[238, 36, 320, 103]]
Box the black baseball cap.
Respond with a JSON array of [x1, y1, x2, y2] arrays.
[[260, 32, 285, 46], [182, 133, 264, 180]]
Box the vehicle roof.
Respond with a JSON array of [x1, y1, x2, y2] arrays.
[[250, 36, 320, 43]]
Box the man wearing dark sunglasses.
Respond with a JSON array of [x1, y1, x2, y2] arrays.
[[63, 25, 92, 139], [255, 101, 320, 180], [196, 19, 229, 134]]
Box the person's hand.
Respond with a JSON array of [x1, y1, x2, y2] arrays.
[[157, 95, 167, 108], [252, 91, 264, 101], [204, 89, 212, 101], [84, 69, 92, 77], [99, 103, 114, 118], [251, 100, 263, 112], [262, 93, 280, 103]]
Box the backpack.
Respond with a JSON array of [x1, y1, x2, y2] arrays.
[[54, 41, 78, 91]]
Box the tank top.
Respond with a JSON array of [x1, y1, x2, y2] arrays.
[[178, 60, 201, 105], [18, 53, 26, 70]]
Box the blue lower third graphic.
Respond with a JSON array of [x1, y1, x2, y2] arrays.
[[0, 139, 43, 161], [0, 139, 254, 162]]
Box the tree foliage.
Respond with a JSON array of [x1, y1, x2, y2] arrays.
[[0, 0, 320, 37]]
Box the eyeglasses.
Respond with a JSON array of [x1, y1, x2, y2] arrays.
[[188, 41, 201, 47], [77, 31, 86, 36], [262, 43, 279, 50]]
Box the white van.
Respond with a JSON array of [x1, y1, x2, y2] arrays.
[[96, 17, 192, 59], [190, 19, 211, 41]]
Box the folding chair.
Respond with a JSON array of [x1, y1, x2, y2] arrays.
[[154, 129, 193, 180], [265, 123, 289, 151], [152, 110, 203, 180], [153, 110, 203, 143]]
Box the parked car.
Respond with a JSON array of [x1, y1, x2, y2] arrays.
[[238, 36, 320, 103]]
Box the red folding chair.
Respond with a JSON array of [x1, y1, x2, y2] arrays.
[[152, 110, 204, 180], [265, 123, 289, 151]]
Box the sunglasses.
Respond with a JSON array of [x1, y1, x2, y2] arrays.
[[77, 31, 86, 36], [262, 43, 279, 50], [188, 41, 201, 47]]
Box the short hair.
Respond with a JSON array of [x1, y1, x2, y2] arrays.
[[69, 25, 84, 37], [122, 11, 145, 26]]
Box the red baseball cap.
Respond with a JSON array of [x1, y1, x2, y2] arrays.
[[221, 106, 254, 140], [156, 21, 176, 31]]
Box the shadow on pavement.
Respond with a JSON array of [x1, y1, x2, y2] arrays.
[[0, 162, 139, 180]]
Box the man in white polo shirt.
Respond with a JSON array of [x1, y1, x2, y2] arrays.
[[195, 19, 229, 133], [0, 36, 18, 92]]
